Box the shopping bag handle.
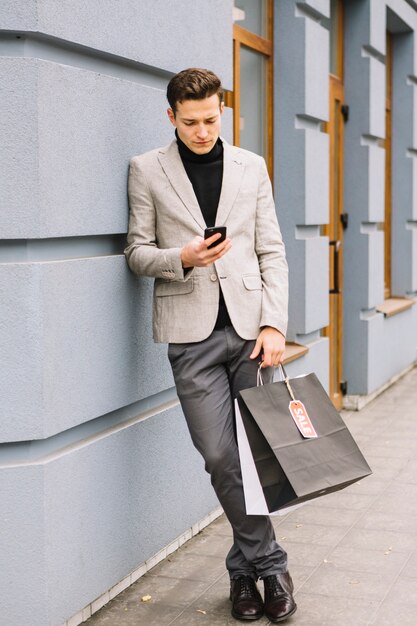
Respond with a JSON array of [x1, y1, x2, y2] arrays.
[[257, 363, 289, 385], [257, 363, 296, 401]]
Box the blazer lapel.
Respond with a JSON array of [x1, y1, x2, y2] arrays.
[[215, 141, 245, 226], [157, 140, 206, 231]]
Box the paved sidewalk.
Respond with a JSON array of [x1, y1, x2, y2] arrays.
[[86, 365, 417, 626]]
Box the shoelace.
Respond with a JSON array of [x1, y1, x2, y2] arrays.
[[264, 576, 285, 598], [235, 576, 256, 598]]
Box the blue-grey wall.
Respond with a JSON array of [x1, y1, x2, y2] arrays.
[[343, 0, 417, 395], [274, 0, 331, 391], [275, 0, 417, 398], [0, 2, 233, 625]]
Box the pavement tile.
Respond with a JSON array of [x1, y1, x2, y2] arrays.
[[360, 453, 405, 469], [346, 407, 394, 422], [385, 480, 417, 496], [85, 599, 182, 625], [371, 492, 417, 518], [147, 549, 225, 583], [169, 608, 270, 625], [377, 391, 416, 405], [398, 552, 417, 578], [389, 425, 417, 439], [298, 564, 395, 600], [289, 564, 317, 590], [390, 395, 417, 408], [360, 417, 398, 432], [310, 490, 375, 511], [347, 426, 371, 439], [342, 421, 370, 437], [354, 510, 417, 534], [346, 476, 390, 496], [356, 459, 401, 482], [292, 592, 378, 626], [197, 517, 232, 537], [362, 443, 416, 459], [369, 601, 417, 626], [279, 541, 330, 567], [365, 453, 390, 472], [184, 574, 231, 614], [283, 503, 364, 528], [338, 527, 417, 553], [110, 574, 210, 608], [395, 460, 417, 484], [275, 521, 348, 546], [184, 533, 233, 557], [324, 545, 409, 575], [379, 421, 417, 436], [369, 576, 417, 625]]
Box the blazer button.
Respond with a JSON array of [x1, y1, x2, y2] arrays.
[[210, 274, 217, 282]]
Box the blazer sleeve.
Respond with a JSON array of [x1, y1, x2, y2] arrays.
[[124, 156, 193, 282], [255, 158, 289, 337]]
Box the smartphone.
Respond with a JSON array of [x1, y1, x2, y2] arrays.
[[204, 226, 227, 250]]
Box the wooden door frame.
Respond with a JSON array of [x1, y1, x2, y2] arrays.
[[384, 32, 393, 299], [323, 75, 345, 410], [225, 0, 274, 177], [321, 0, 345, 409]]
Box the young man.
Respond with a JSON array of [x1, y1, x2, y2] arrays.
[[125, 68, 296, 623]]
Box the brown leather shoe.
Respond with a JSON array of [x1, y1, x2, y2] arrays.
[[230, 575, 264, 621], [263, 572, 297, 622]]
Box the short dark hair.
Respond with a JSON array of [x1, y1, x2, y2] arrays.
[[167, 68, 224, 114]]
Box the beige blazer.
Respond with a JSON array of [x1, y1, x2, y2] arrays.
[[125, 139, 288, 343]]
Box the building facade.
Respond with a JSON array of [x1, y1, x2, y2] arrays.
[[0, 1, 416, 625]]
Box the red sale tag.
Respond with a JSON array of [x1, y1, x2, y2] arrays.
[[289, 400, 318, 438]]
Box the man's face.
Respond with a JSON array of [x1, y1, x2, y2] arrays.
[[167, 94, 224, 155]]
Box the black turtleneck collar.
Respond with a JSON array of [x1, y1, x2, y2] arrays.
[[175, 130, 223, 164]]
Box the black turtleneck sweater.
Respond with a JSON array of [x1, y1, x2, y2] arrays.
[[176, 131, 223, 227], [176, 132, 231, 329]]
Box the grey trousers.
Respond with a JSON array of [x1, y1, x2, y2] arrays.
[[168, 326, 288, 580]]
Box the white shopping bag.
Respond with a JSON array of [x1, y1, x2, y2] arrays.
[[235, 398, 306, 516]]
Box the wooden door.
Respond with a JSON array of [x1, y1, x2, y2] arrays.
[[226, 0, 273, 176], [324, 75, 345, 409]]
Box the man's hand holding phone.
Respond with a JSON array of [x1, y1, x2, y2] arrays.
[[181, 227, 231, 268]]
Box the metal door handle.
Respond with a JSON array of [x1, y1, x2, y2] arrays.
[[329, 240, 341, 294]]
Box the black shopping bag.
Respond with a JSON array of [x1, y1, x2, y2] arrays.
[[236, 367, 372, 514]]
